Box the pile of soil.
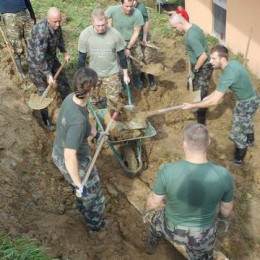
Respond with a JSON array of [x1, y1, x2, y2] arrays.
[[1, 33, 260, 260]]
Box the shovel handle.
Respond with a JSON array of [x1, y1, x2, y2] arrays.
[[39, 60, 67, 102], [125, 84, 133, 106], [129, 55, 145, 67], [146, 43, 160, 50], [0, 25, 22, 78], [147, 105, 184, 117], [81, 104, 123, 186]]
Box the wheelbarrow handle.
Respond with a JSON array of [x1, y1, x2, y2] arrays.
[[81, 104, 123, 187], [40, 60, 67, 102]]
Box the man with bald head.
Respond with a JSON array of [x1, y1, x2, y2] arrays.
[[169, 14, 213, 125], [27, 7, 70, 130]]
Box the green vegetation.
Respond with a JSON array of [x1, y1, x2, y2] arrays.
[[0, 235, 50, 260]]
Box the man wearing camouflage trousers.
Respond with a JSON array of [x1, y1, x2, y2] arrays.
[[182, 45, 260, 166], [133, 0, 157, 91], [27, 7, 70, 130], [169, 14, 213, 125], [143, 123, 234, 259], [106, 0, 144, 88], [78, 8, 130, 112], [0, 0, 36, 78]]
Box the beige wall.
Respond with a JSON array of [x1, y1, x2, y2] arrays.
[[186, 0, 260, 77]]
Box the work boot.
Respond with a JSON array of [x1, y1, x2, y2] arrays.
[[15, 55, 26, 79], [148, 74, 158, 91], [146, 232, 160, 254], [247, 133, 255, 147], [88, 219, 110, 238], [140, 72, 147, 87], [197, 109, 207, 125], [230, 147, 247, 166], [132, 73, 144, 89], [40, 108, 56, 131]]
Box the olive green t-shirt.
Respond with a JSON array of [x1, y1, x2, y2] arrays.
[[185, 24, 209, 65], [217, 60, 255, 100], [153, 160, 234, 228], [106, 5, 144, 41], [135, 2, 150, 41], [78, 26, 126, 77], [53, 93, 91, 161]]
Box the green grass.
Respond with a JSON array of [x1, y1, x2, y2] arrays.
[[0, 235, 50, 260]]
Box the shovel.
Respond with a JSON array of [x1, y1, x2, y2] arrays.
[[129, 55, 170, 77], [187, 56, 201, 103], [27, 60, 67, 110], [76, 104, 123, 197], [0, 24, 23, 80], [130, 104, 185, 128]]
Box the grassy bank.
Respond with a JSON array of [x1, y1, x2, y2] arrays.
[[0, 235, 50, 260]]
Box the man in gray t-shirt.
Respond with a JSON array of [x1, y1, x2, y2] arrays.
[[78, 8, 130, 112]]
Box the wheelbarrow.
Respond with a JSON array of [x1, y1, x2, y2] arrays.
[[88, 100, 157, 176]]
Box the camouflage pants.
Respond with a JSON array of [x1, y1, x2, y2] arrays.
[[127, 41, 143, 75], [192, 63, 213, 121], [29, 59, 70, 100], [92, 73, 124, 110], [230, 90, 260, 148], [2, 10, 33, 58], [141, 45, 153, 65], [150, 209, 217, 260], [52, 152, 106, 232]]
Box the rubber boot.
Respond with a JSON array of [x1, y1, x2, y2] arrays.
[[197, 109, 207, 125], [40, 108, 56, 131], [247, 133, 254, 147], [230, 147, 247, 166], [148, 74, 158, 91], [146, 231, 160, 254], [15, 56, 26, 79], [132, 73, 143, 89], [140, 72, 147, 87]]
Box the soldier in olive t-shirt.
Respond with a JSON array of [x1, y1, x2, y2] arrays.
[[106, 1, 145, 88]]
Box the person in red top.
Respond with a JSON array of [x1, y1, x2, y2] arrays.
[[164, 4, 189, 21]]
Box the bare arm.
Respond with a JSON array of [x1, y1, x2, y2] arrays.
[[194, 52, 208, 71], [220, 201, 234, 218], [145, 191, 165, 210], [64, 148, 81, 187], [107, 18, 113, 27], [127, 26, 141, 49], [142, 21, 149, 43], [182, 90, 224, 110]]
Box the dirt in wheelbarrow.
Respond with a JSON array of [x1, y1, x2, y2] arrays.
[[1, 24, 260, 260]]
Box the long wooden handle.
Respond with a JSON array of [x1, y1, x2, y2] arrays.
[[129, 55, 145, 66], [81, 104, 123, 187], [40, 60, 67, 101], [146, 105, 184, 117], [0, 25, 22, 77], [146, 43, 160, 50]]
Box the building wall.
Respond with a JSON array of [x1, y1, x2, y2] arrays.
[[186, 0, 260, 77]]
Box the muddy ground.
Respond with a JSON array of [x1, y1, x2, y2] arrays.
[[1, 25, 260, 260]]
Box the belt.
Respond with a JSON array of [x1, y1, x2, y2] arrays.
[[167, 220, 214, 231]]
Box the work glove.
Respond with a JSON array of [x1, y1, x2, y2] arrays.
[[142, 208, 153, 223], [94, 131, 108, 145], [75, 184, 88, 198], [217, 212, 229, 234]]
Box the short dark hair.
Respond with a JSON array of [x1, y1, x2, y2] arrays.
[[210, 45, 229, 59], [73, 68, 98, 99]]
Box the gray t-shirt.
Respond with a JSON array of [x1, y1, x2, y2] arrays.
[[53, 93, 91, 161], [106, 5, 144, 41], [78, 26, 126, 77]]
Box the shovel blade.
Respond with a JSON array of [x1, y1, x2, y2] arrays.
[[27, 93, 53, 110]]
